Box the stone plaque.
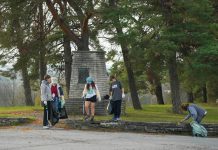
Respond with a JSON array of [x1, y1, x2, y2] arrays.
[[78, 68, 89, 84]]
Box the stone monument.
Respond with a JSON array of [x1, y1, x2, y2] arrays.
[[65, 51, 110, 115]]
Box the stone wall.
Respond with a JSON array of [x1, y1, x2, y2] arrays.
[[65, 120, 218, 136], [0, 118, 31, 126]]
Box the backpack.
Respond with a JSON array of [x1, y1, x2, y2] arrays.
[[190, 121, 207, 137]]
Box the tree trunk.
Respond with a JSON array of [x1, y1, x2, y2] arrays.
[[122, 51, 142, 109], [146, 67, 164, 104], [21, 62, 34, 106], [108, 0, 142, 110], [202, 83, 207, 103], [161, 0, 182, 113], [18, 47, 34, 106], [63, 35, 72, 97], [155, 81, 164, 104], [12, 10, 33, 106], [38, 2, 47, 81], [80, 11, 91, 51], [168, 53, 182, 114], [187, 92, 194, 103], [39, 49, 47, 81]]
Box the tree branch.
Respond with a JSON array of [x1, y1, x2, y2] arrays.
[[66, 0, 85, 23], [46, 0, 81, 46]]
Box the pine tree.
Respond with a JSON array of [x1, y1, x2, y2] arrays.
[[147, 0, 216, 113]]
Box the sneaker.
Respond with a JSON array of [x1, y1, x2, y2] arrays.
[[43, 126, 49, 129], [84, 115, 90, 121], [48, 121, 52, 127], [116, 118, 121, 121], [111, 117, 118, 122], [90, 116, 94, 123], [112, 117, 121, 122]]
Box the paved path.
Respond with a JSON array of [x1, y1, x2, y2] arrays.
[[0, 126, 217, 150]]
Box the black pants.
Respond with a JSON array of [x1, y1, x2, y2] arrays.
[[51, 99, 60, 125], [112, 100, 122, 119], [43, 101, 52, 126]]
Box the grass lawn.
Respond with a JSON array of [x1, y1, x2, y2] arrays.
[[95, 103, 218, 123], [0, 103, 217, 124], [0, 106, 42, 118]]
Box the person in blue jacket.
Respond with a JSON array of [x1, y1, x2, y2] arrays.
[[180, 103, 207, 124]]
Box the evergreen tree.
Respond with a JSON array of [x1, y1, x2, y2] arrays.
[[146, 0, 216, 113], [0, 0, 36, 105]]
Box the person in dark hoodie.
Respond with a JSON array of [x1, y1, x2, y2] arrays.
[[41, 74, 52, 129], [179, 103, 207, 124]]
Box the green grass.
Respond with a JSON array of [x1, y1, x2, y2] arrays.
[[0, 106, 42, 118], [0, 106, 42, 112], [95, 103, 218, 123], [0, 104, 218, 124]]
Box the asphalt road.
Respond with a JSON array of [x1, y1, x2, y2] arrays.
[[0, 127, 217, 150]]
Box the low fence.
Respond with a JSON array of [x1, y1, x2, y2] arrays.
[[65, 120, 218, 136]]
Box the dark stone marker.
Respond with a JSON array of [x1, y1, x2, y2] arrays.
[[78, 68, 89, 84]]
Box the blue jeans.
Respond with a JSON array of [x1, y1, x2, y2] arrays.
[[51, 97, 60, 125], [52, 97, 60, 113], [196, 114, 206, 124]]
